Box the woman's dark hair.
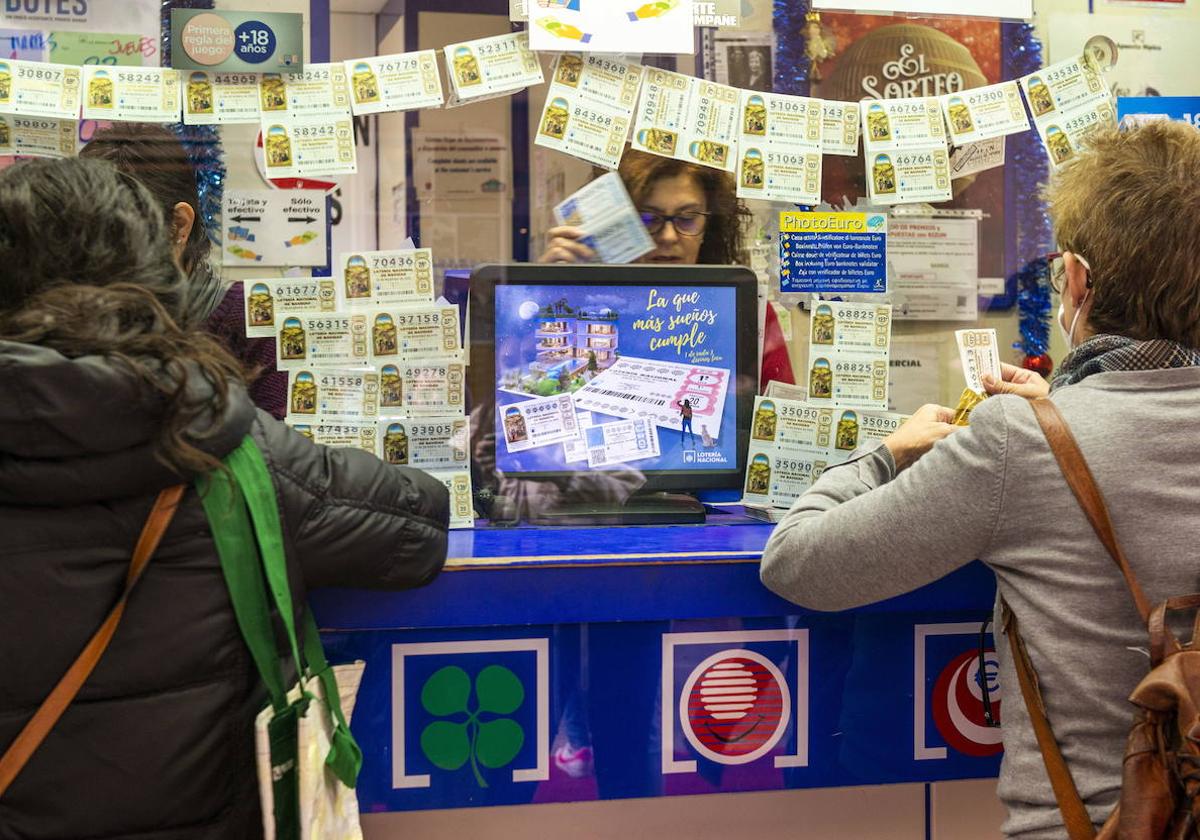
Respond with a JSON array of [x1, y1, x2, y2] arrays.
[[610, 148, 751, 265], [0, 157, 242, 476], [79, 123, 220, 318]]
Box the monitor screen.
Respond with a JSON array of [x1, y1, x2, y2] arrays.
[[469, 264, 758, 494]]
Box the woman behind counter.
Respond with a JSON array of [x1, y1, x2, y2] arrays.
[[0, 157, 449, 839], [539, 147, 749, 266], [761, 122, 1200, 839]]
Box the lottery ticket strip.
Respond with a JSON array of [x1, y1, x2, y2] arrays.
[[0, 42, 1113, 193]]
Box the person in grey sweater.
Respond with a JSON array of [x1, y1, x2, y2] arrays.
[[760, 121, 1200, 839]]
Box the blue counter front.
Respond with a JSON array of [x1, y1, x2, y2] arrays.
[[311, 512, 1003, 813]]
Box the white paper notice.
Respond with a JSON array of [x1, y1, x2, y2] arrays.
[[633, 68, 739, 172], [812, 0, 1032, 18], [0, 59, 80, 119], [536, 53, 645, 170], [345, 51, 444, 115], [737, 91, 823, 204], [886, 217, 979, 321], [553, 171, 655, 264], [221, 190, 329, 268], [82, 66, 179, 122], [444, 31, 544, 103], [529, 0, 695, 55], [574, 356, 731, 437], [182, 71, 261, 125]]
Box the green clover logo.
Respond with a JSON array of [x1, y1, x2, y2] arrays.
[[419, 664, 525, 788]]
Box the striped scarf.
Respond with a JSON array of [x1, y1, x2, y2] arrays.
[[1051, 333, 1200, 390]]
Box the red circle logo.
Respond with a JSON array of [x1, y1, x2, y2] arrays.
[[931, 649, 1003, 757], [681, 650, 788, 765]]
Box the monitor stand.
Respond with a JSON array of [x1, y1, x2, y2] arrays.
[[527, 492, 706, 526]]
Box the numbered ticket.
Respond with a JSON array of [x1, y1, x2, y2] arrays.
[[243, 277, 337, 338], [82, 66, 180, 122], [259, 64, 351, 118], [182, 71, 261, 125], [378, 416, 470, 469], [500, 393, 581, 453], [809, 299, 892, 355], [0, 59, 80, 119], [574, 356, 731, 437], [955, 328, 1002, 396], [378, 359, 466, 417], [340, 248, 435, 307], [367, 305, 462, 363], [553, 171, 654, 264], [584, 417, 661, 467], [562, 411, 595, 463], [276, 312, 370, 371], [750, 395, 906, 459], [865, 146, 952, 206], [940, 81, 1029, 146], [285, 419, 378, 454], [737, 91, 823, 204], [633, 69, 740, 172], [821, 100, 860, 156], [536, 53, 644, 170], [444, 31, 544, 102], [428, 468, 475, 529], [806, 353, 889, 410], [261, 115, 357, 178], [743, 446, 827, 509], [0, 115, 76, 158], [861, 97, 947, 153], [345, 51, 444, 115], [1035, 98, 1116, 170], [1019, 55, 1110, 127], [286, 368, 380, 422]]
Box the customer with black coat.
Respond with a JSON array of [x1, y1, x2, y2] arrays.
[[0, 157, 450, 838]]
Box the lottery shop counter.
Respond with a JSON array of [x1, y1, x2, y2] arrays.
[[310, 512, 1004, 813]]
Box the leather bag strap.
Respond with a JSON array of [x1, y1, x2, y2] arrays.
[[0, 484, 186, 799], [1003, 602, 1097, 840], [1029, 398, 1152, 623]]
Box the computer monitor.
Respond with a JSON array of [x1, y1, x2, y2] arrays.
[[469, 264, 759, 523]]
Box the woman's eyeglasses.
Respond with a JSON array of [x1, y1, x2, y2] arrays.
[[1045, 251, 1066, 294], [639, 210, 710, 237]]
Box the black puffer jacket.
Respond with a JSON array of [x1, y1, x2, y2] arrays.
[[0, 341, 450, 839]]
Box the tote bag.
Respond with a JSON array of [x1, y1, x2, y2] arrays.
[[199, 438, 364, 840]]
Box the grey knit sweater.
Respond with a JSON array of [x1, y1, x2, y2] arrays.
[[760, 367, 1200, 839]]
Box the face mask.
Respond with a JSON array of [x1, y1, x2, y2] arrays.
[[1058, 289, 1090, 350]]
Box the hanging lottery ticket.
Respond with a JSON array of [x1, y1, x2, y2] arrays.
[[82, 66, 180, 122], [736, 91, 823, 204], [632, 68, 740, 172], [243, 277, 337, 338], [339, 249, 436, 308], [806, 299, 892, 410], [535, 53, 644, 170], [345, 51, 444, 115], [286, 367, 380, 423], [861, 96, 951, 205], [182, 71, 261, 125], [444, 31, 544, 103], [0, 59, 80, 119]]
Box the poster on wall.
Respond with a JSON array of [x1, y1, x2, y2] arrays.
[[0, 3, 160, 38], [809, 14, 998, 292], [1048, 14, 1200, 98], [812, 0, 1032, 18]]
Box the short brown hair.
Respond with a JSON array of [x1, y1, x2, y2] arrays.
[[1046, 122, 1200, 346], [608, 148, 751, 266]]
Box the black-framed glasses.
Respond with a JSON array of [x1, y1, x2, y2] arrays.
[[1045, 251, 1065, 294], [639, 210, 710, 237]]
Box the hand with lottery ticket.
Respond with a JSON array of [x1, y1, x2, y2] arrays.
[[538, 226, 598, 264], [882, 403, 958, 472], [981, 362, 1050, 400]]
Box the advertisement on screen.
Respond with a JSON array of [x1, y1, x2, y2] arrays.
[[493, 284, 739, 475]]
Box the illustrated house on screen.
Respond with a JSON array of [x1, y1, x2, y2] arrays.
[[575, 307, 619, 371]]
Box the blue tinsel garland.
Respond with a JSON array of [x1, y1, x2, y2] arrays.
[[773, 7, 1053, 360], [161, 0, 225, 247]]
